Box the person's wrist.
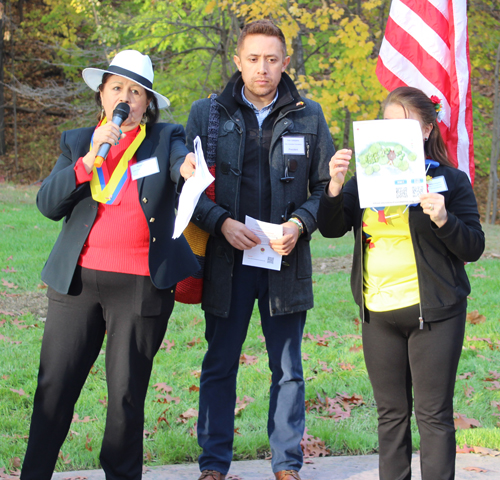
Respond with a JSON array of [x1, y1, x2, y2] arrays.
[[289, 217, 304, 236]]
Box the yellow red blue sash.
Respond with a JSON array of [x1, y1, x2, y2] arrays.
[[89, 119, 146, 205]]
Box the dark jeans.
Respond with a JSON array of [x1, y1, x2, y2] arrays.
[[21, 267, 175, 480], [197, 255, 306, 474], [362, 304, 466, 480]]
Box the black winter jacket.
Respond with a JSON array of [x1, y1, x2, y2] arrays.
[[186, 72, 334, 318], [317, 164, 485, 323]]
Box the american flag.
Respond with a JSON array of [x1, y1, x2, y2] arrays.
[[376, 0, 474, 184]]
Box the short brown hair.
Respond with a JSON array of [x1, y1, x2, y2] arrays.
[[237, 20, 287, 56]]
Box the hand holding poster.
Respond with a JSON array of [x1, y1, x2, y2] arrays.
[[353, 119, 426, 208]]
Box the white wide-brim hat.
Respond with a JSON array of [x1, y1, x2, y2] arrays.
[[82, 50, 170, 109]]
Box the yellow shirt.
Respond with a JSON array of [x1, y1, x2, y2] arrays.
[[362, 206, 419, 312]]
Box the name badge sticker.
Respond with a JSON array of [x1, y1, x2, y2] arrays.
[[282, 136, 305, 155], [427, 175, 448, 193], [130, 157, 160, 181]]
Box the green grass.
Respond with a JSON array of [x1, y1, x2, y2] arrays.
[[0, 184, 499, 471]]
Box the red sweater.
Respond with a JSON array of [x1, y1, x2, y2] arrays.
[[74, 127, 150, 276]]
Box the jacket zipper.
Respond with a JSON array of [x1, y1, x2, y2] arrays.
[[359, 209, 366, 322], [408, 207, 425, 329], [259, 127, 264, 219]]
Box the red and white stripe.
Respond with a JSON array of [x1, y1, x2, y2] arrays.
[[376, 0, 474, 184]]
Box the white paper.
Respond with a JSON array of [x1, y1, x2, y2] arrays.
[[353, 119, 426, 208], [242, 216, 283, 271], [172, 136, 215, 239], [130, 157, 159, 180], [282, 136, 305, 155]]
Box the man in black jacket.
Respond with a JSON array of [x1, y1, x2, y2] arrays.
[[185, 20, 334, 480]]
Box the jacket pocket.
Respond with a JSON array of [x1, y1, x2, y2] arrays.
[[296, 240, 312, 279]]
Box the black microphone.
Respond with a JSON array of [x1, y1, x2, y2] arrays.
[[94, 102, 130, 167]]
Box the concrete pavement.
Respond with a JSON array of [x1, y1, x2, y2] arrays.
[[51, 453, 500, 479]]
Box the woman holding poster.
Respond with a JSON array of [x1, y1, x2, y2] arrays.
[[317, 87, 484, 480]]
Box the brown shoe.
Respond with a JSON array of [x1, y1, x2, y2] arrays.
[[275, 470, 301, 480], [198, 470, 226, 480]]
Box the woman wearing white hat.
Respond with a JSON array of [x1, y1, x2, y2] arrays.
[[21, 50, 200, 480]]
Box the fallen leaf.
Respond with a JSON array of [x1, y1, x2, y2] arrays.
[[463, 384, 474, 397], [457, 372, 473, 380], [190, 369, 201, 378], [476, 355, 493, 361], [472, 446, 500, 456], [463, 466, 488, 472], [1, 279, 17, 289], [190, 317, 203, 326], [485, 381, 500, 391], [466, 310, 486, 324], [317, 361, 332, 373], [339, 362, 354, 371], [187, 337, 201, 348], [467, 335, 492, 344], [239, 353, 258, 365], [159, 339, 174, 352], [234, 396, 255, 416], [72, 414, 95, 424], [454, 412, 481, 429], [9, 388, 27, 397], [349, 344, 363, 352], [302, 352, 310, 361], [10, 458, 21, 469], [177, 408, 198, 423], [1, 267, 16, 273], [456, 443, 474, 454], [189, 385, 200, 393], [301, 427, 329, 457], [58, 451, 71, 464], [153, 384, 180, 404], [85, 434, 92, 452], [153, 383, 173, 394], [188, 421, 198, 437]]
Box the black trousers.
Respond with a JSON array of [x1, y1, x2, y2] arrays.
[[21, 267, 175, 480], [362, 304, 466, 480]]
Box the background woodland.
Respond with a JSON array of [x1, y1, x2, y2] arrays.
[[0, 0, 499, 220]]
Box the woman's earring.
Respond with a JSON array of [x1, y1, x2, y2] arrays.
[[141, 110, 148, 125], [100, 107, 105, 122], [424, 137, 428, 141]]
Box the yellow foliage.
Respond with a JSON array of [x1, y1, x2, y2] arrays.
[[205, 0, 217, 14]]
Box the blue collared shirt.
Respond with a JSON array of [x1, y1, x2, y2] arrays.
[[241, 86, 279, 128]]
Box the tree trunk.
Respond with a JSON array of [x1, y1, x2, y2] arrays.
[[18, 0, 24, 23], [0, 2, 5, 155], [486, 42, 500, 224]]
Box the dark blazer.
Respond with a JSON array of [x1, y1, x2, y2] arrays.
[[37, 122, 200, 294]]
